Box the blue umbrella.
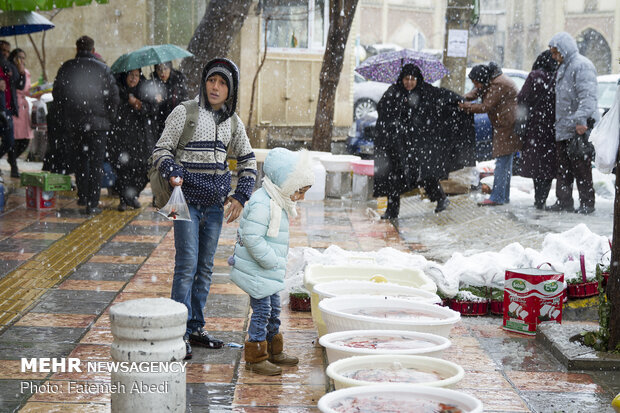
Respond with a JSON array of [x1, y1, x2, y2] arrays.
[[0, 10, 54, 36]]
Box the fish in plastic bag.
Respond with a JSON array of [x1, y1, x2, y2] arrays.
[[157, 186, 191, 221]]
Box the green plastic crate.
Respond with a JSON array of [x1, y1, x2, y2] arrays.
[[20, 172, 72, 191]]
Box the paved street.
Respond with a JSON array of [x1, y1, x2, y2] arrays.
[[0, 160, 618, 412]]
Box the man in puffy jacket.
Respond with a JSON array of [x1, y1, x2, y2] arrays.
[[53, 36, 119, 214], [547, 32, 598, 215]]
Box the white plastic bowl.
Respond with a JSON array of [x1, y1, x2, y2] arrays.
[[317, 383, 483, 413], [305, 264, 437, 337], [320, 154, 361, 172], [326, 355, 465, 389], [318, 295, 461, 338], [319, 329, 451, 363], [314, 280, 441, 304]]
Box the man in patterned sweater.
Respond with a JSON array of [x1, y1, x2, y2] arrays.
[[152, 58, 257, 360]]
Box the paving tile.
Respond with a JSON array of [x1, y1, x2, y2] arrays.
[[0, 359, 48, 379], [0, 251, 35, 260], [202, 317, 246, 332], [25, 222, 81, 233], [480, 337, 565, 372], [80, 329, 114, 345], [206, 294, 249, 318], [0, 326, 85, 345], [186, 363, 235, 384], [20, 402, 110, 412], [454, 370, 513, 390], [233, 383, 325, 407], [459, 388, 530, 412], [505, 371, 603, 393], [0, 238, 56, 252], [13, 232, 65, 240], [0, 342, 76, 360], [30, 290, 117, 314], [58, 280, 125, 292], [237, 363, 327, 386], [68, 262, 140, 281], [96, 242, 156, 257], [88, 255, 145, 265], [112, 234, 164, 243], [520, 391, 614, 413], [187, 383, 236, 407], [0, 379, 39, 407], [15, 313, 96, 328]]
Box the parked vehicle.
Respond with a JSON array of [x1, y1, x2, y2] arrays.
[[596, 74, 620, 116], [347, 68, 529, 161]]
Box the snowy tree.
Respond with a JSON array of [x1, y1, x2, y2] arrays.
[[311, 0, 359, 152], [180, 0, 253, 95]]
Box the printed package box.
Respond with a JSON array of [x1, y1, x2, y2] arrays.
[[26, 186, 55, 210], [503, 266, 564, 336]]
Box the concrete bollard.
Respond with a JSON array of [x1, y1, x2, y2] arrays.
[[109, 297, 187, 413]]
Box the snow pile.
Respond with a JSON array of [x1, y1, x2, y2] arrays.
[[284, 224, 612, 299]]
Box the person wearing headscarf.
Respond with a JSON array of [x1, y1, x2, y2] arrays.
[[148, 61, 188, 139], [151, 58, 257, 360], [109, 68, 155, 211], [517, 50, 559, 209], [459, 61, 520, 206], [373, 63, 474, 219]]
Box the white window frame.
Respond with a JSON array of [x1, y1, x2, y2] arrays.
[[261, 0, 329, 53]]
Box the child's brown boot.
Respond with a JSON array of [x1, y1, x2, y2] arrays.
[[244, 340, 282, 376], [267, 333, 299, 366]]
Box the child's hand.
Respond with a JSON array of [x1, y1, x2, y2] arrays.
[[224, 197, 243, 223], [169, 176, 182, 187]]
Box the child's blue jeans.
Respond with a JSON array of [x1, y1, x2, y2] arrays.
[[248, 293, 281, 342]]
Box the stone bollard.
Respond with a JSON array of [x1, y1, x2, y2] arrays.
[[109, 297, 187, 413]]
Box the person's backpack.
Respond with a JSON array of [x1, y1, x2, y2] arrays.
[[148, 100, 198, 209], [148, 100, 239, 209]]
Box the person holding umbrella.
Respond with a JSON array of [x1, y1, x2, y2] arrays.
[[0, 39, 25, 178], [373, 63, 472, 219]]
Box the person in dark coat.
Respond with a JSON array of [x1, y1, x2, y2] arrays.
[[109, 69, 155, 211], [148, 61, 188, 139], [517, 50, 559, 209], [460, 62, 520, 206], [52, 35, 120, 214], [0, 39, 25, 178], [373, 64, 472, 218]]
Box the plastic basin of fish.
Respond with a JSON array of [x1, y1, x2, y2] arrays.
[[326, 354, 465, 390], [317, 383, 483, 413], [319, 329, 451, 363], [305, 264, 437, 337], [318, 295, 461, 338], [314, 280, 441, 304]]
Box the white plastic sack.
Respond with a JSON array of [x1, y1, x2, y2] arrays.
[[590, 84, 620, 174], [157, 186, 191, 221]]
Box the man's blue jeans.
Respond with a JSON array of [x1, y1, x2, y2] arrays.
[[248, 293, 281, 342], [490, 153, 514, 204], [170, 203, 224, 337]]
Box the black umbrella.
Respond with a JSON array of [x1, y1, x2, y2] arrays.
[[0, 10, 54, 36]]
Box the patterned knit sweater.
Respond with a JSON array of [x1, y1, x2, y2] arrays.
[[152, 100, 257, 206]]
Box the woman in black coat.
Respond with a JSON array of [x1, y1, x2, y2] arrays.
[[373, 64, 471, 218], [516, 50, 558, 209], [109, 69, 155, 211], [149, 62, 188, 138]]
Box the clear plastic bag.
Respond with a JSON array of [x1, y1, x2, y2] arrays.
[[157, 186, 191, 221]]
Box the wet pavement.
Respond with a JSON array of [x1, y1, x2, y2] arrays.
[[0, 160, 618, 412]]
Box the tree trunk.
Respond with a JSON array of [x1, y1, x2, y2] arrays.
[[311, 0, 359, 152], [608, 147, 620, 350], [180, 0, 253, 96]]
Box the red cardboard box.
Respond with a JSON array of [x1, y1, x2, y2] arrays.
[[503, 266, 564, 336], [26, 185, 55, 210]]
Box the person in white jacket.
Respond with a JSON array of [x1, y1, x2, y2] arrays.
[[229, 148, 314, 376]]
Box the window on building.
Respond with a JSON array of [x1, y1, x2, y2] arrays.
[[262, 0, 329, 51]]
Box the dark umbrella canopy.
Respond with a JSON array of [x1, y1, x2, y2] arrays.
[[356, 49, 449, 84], [111, 44, 193, 74], [0, 10, 53, 36], [0, 0, 108, 11]]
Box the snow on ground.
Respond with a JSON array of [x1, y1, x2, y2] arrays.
[[284, 165, 614, 299]]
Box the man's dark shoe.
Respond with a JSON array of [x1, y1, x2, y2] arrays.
[[575, 205, 595, 215], [130, 197, 142, 209], [84, 206, 103, 215], [545, 203, 573, 212], [117, 201, 127, 212], [434, 197, 450, 213], [189, 328, 224, 349]]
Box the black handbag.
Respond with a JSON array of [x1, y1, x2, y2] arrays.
[[566, 131, 595, 161]]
